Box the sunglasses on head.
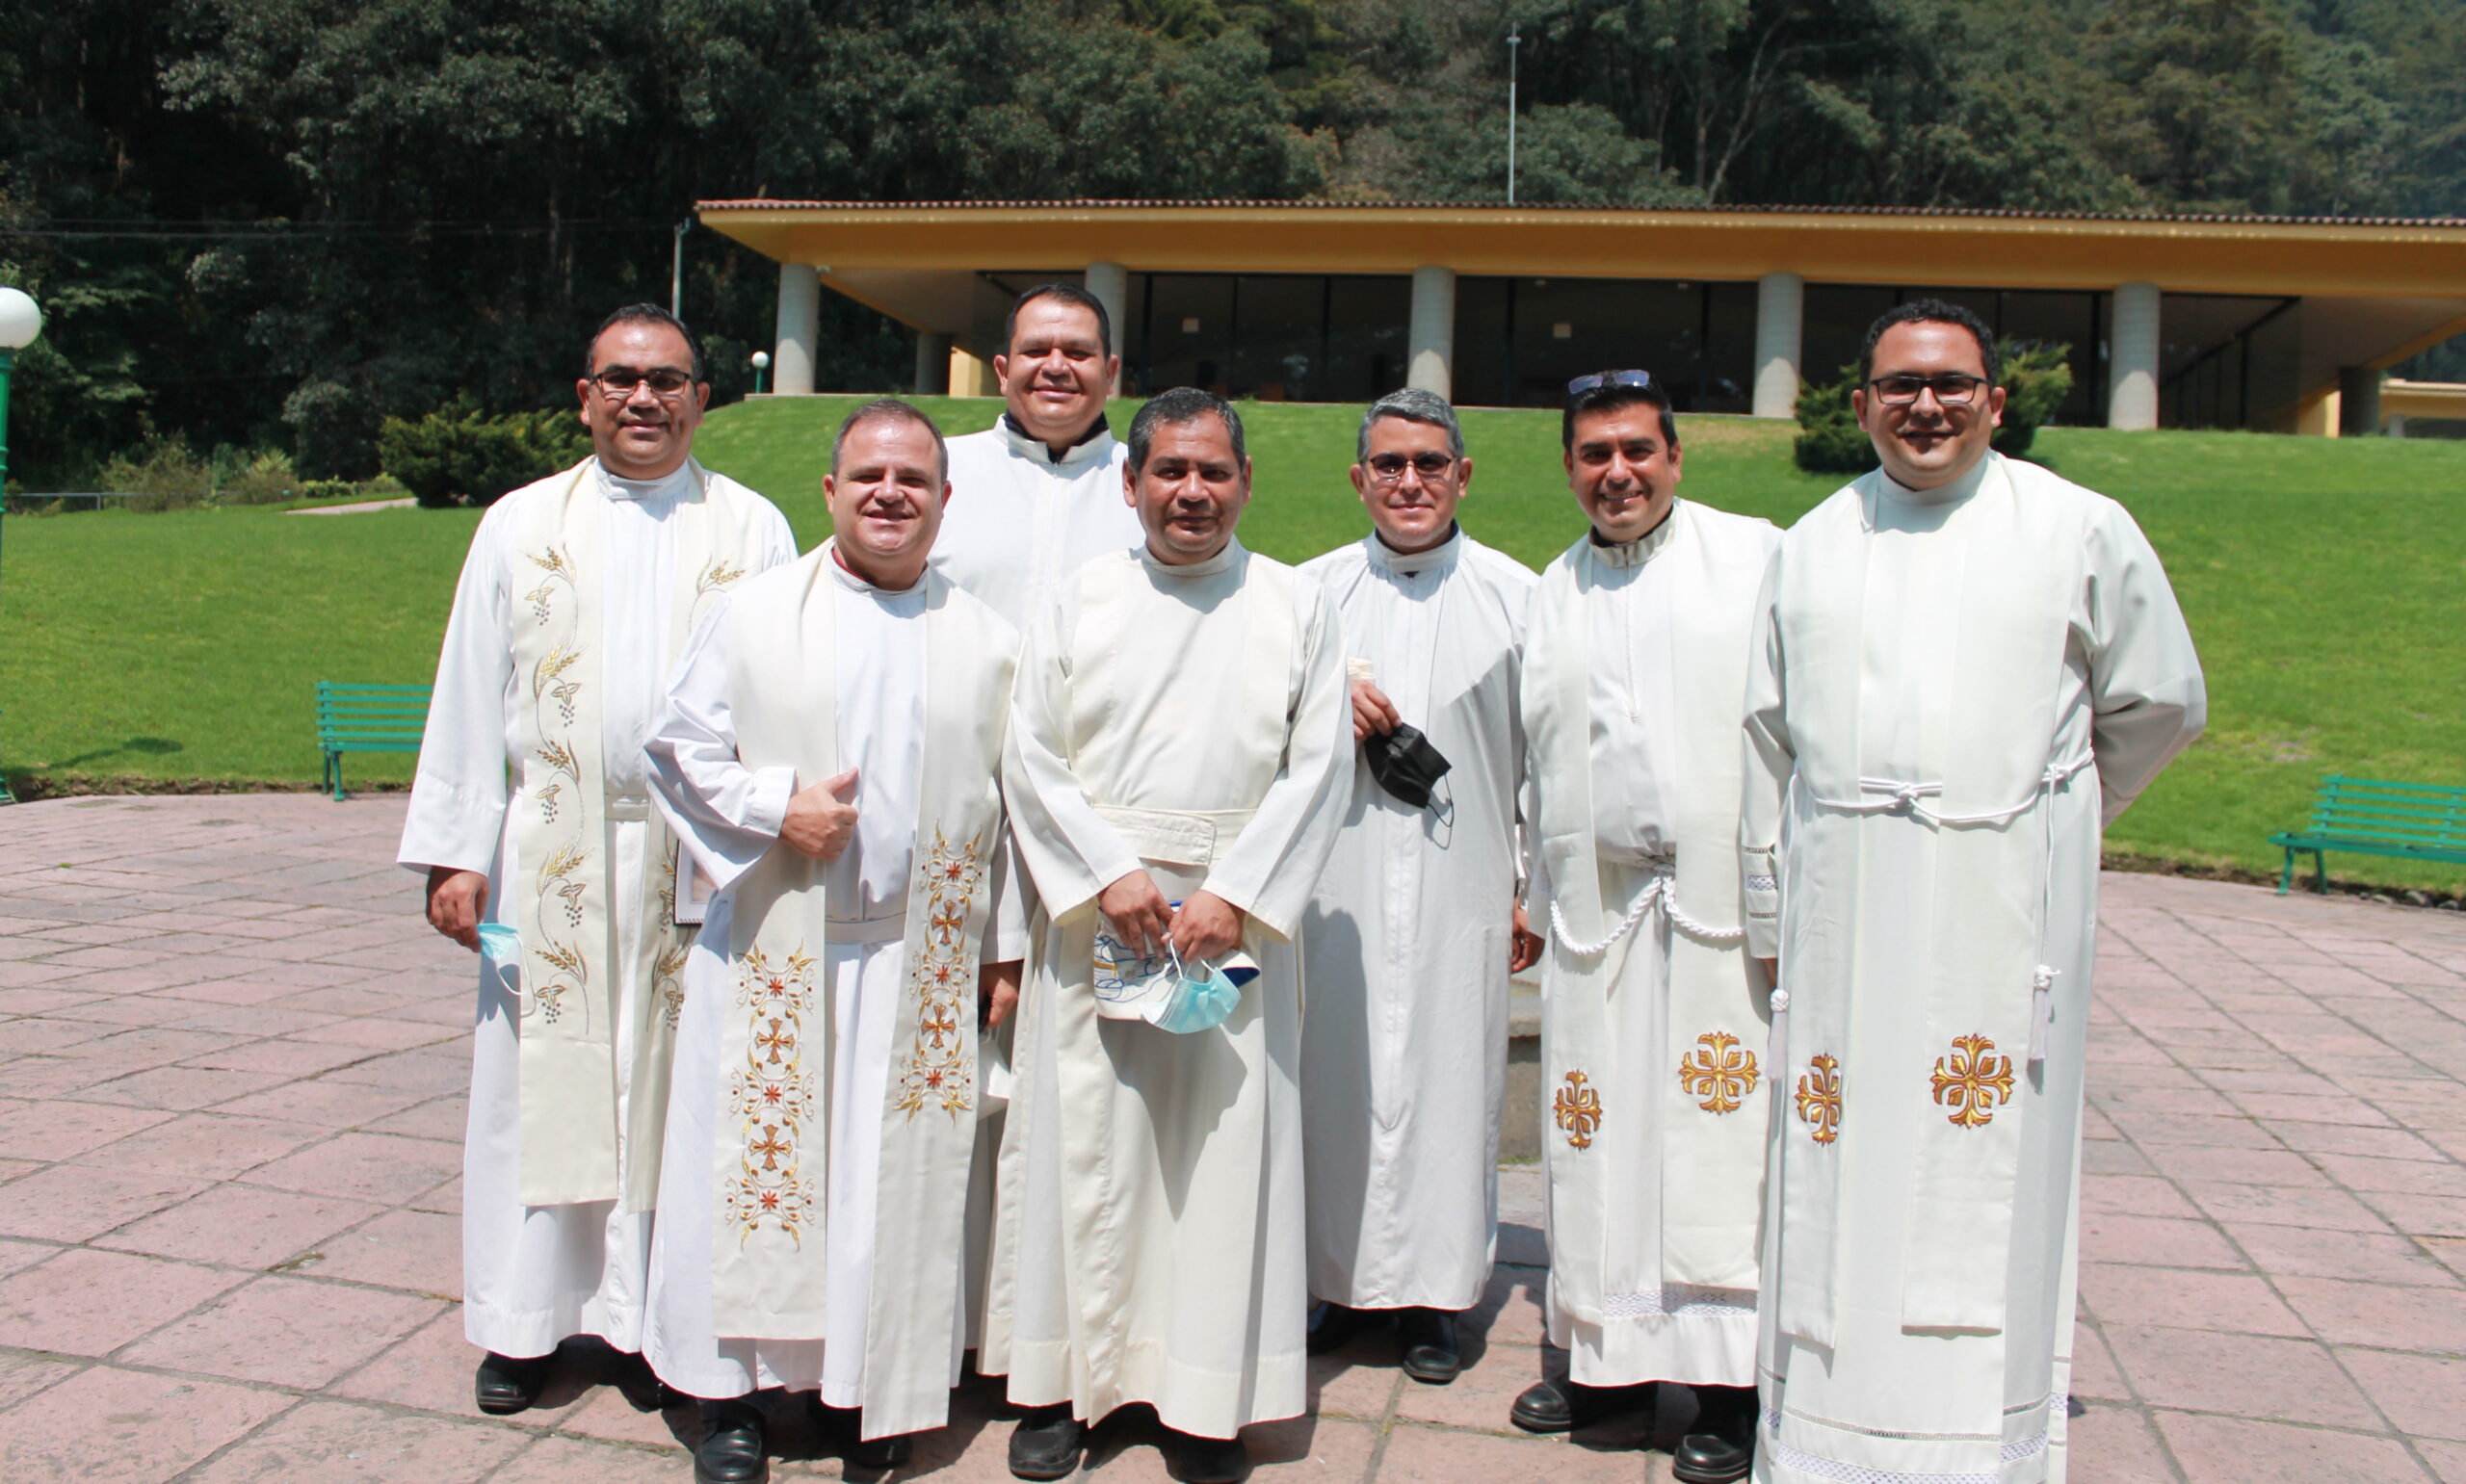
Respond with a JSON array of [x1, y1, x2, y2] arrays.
[[1566, 369, 1656, 397]]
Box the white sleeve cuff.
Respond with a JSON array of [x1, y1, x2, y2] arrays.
[[744, 766, 798, 838]]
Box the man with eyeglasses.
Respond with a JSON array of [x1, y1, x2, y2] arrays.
[[931, 282, 1144, 629], [400, 303, 796, 1420], [1740, 300, 2203, 1484], [1292, 388, 1539, 1387], [1514, 369, 1779, 1482]]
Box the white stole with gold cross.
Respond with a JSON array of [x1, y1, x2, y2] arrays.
[[1771, 453, 2086, 1343], [506, 457, 765, 1210], [1523, 500, 1778, 1319], [706, 547, 1014, 1438]]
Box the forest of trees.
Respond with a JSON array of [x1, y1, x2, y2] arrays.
[[2, 0, 2460, 485]]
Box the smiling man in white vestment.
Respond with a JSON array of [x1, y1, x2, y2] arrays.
[[1741, 300, 2205, 1484], [1296, 388, 1539, 1386], [931, 282, 1143, 627], [640, 401, 1023, 1483], [984, 387, 1350, 1484], [399, 304, 796, 1417], [1513, 370, 1781, 1482]]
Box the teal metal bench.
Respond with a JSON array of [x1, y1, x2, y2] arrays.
[[2269, 774, 2466, 894], [317, 682, 431, 800]]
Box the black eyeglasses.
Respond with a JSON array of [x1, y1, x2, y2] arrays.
[[1364, 452, 1459, 483], [591, 367, 695, 398], [1567, 369, 1655, 396], [1868, 373, 1986, 406]]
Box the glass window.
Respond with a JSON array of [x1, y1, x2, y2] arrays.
[[1802, 285, 1899, 390], [1233, 275, 1325, 402], [1325, 276, 1412, 404], [1140, 275, 1239, 397], [2001, 291, 2102, 426]]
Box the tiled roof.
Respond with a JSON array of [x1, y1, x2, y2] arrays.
[[695, 197, 2466, 228]]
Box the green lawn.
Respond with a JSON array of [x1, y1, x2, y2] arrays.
[[5, 397, 2461, 891]]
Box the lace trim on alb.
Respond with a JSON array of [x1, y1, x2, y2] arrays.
[[1758, 1402, 2057, 1483], [1745, 873, 1778, 893], [1600, 1284, 1758, 1319]]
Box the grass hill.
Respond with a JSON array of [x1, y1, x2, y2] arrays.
[[5, 396, 2462, 892]]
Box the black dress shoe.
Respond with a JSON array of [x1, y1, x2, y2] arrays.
[[609, 1349, 683, 1413], [1673, 1384, 1757, 1484], [1396, 1309, 1461, 1385], [1508, 1375, 1635, 1433], [1164, 1429, 1248, 1484], [473, 1351, 548, 1415], [845, 1430, 912, 1471], [1305, 1300, 1367, 1356], [1007, 1405, 1086, 1481], [695, 1397, 769, 1484]]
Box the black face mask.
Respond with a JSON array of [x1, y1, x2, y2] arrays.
[[1364, 723, 1453, 810]]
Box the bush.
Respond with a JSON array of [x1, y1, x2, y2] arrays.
[[1793, 338, 2079, 475], [378, 398, 590, 508], [87, 438, 312, 511]]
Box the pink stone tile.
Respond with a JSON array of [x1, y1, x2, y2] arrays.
[[0, 1097, 173, 1160], [213, 1076, 433, 1127], [2138, 1141, 2330, 1187], [2277, 1276, 2466, 1355], [2070, 1324, 2134, 1402], [2361, 1191, 2466, 1238], [1392, 1336, 1554, 1433], [489, 1435, 695, 1484], [324, 1049, 468, 1095], [152, 976, 317, 1006], [2062, 1405, 2181, 1484], [0, 1363, 294, 1479], [2082, 1176, 2204, 1220], [329, 1309, 499, 1417], [181, 1398, 527, 1484], [2182, 1182, 2393, 1233], [75, 1062, 291, 1111], [159, 1002, 347, 1037], [119, 1273, 443, 1388], [554, 1386, 693, 1447], [2079, 1264, 2307, 1338], [411, 1173, 462, 1215], [0, 1350, 80, 1410], [366, 1094, 469, 1142], [2421, 1439, 2466, 1484], [2231, 1091, 2400, 1128], [2341, 1348, 2466, 1443], [1306, 1347, 1401, 1421], [0, 1160, 210, 1241], [0, 1017, 115, 1054], [97, 1182, 387, 1269], [245, 1130, 461, 1206], [1464, 1263, 1549, 1347], [0, 1247, 247, 1355], [2317, 1156, 2466, 1198], [2103, 1325, 2380, 1429], [2080, 1214, 2249, 1270], [82, 1109, 329, 1181], [2225, 1224, 2462, 1287], [302, 1206, 460, 1296], [1375, 1422, 1644, 1483], [2153, 1410, 2428, 1483], [2106, 1111, 2284, 1149], [2082, 1139, 2158, 1176], [2426, 1237, 2466, 1281], [1238, 1415, 1380, 1482], [292, 1016, 463, 1051], [181, 1036, 380, 1077], [2274, 1122, 2450, 1160]]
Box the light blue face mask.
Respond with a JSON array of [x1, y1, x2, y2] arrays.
[[1148, 942, 1259, 1035], [476, 922, 522, 964]]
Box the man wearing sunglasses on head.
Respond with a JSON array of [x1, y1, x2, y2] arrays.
[[399, 303, 796, 1421], [1740, 301, 2203, 1484], [1294, 388, 1541, 1387], [1515, 369, 1780, 1482]]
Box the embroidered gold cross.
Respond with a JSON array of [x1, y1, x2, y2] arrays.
[[1554, 1071, 1602, 1149], [754, 1017, 797, 1064], [1679, 1030, 1761, 1114], [748, 1124, 791, 1170], [1796, 1054, 1843, 1144], [1931, 1033, 2016, 1129]]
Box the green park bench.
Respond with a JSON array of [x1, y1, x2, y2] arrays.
[[2269, 774, 2466, 894], [317, 682, 431, 800]]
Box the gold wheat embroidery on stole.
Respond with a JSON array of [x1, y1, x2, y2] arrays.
[[895, 830, 983, 1119]]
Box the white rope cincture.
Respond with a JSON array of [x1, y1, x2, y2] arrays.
[[1548, 867, 1746, 959]]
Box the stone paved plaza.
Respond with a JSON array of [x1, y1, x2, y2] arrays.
[[2, 794, 2464, 1482]]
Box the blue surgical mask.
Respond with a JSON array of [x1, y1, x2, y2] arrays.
[[1148, 943, 1259, 1035], [476, 922, 521, 963]]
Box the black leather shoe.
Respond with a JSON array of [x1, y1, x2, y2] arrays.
[[1164, 1429, 1248, 1484], [473, 1351, 548, 1415], [1305, 1300, 1367, 1356], [695, 1398, 769, 1484], [845, 1430, 912, 1471], [1673, 1385, 1757, 1484], [1008, 1405, 1086, 1481], [1396, 1309, 1461, 1385], [610, 1349, 683, 1413], [1508, 1376, 1634, 1433]]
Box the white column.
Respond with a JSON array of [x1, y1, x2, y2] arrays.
[[1084, 262, 1129, 399], [914, 332, 952, 396], [2107, 281, 2161, 430], [773, 262, 820, 397], [1751, 272, 1805, 418], [1408, 266, 1456, 399]]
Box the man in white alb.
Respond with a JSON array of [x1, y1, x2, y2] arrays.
[[399, 304, 795, 1417], [1742, 301, 2204, 1484], [1514, 371, 1780, 1483], [641, 401, 1023, 1483], [984, 389, 1350, 1484], [1297, 388, 1539, 1386], [932, 281, 1143, 627]]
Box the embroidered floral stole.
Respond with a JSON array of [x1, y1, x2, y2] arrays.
[[708, 549, 1012, 1437], [1523, 501, 1774, 1318], [508, 458, 756, 1209]]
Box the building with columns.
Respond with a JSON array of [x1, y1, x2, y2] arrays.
[[696, 199, 2466, 435]]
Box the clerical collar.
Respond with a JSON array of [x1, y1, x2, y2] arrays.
[[1590, 500, 1681, 568], [999, 410, 1114, 468], [1369, 523, 1459, 576], [1878, 450, 1993, 508], [826, 539, 926, 596], [595, 457, 695, 504], [1139, 536, 1243, 580]]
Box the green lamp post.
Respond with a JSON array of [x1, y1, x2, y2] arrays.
[[0, 285, 41, 805], [750, 349, 771, 396]]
